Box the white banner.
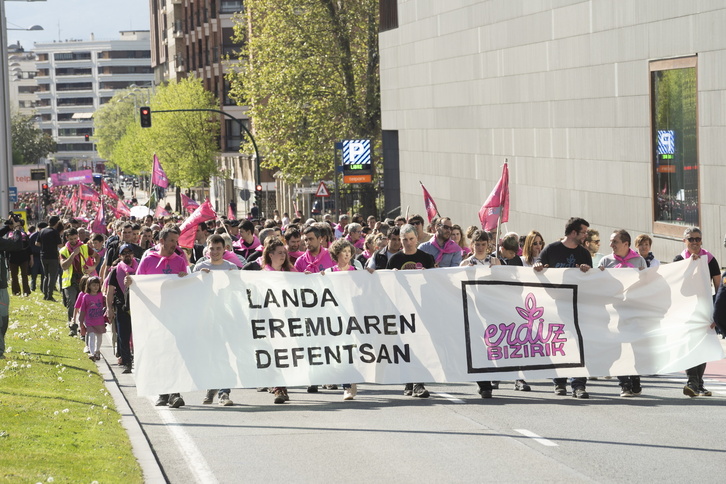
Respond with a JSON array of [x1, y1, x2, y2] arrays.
[[129, 258, 724, 396]]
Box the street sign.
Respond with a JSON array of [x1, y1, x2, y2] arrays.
[[8, 187, 17, 203], [239, 188, 251, 201], [341, 139, 372, 184], [294, 187, 317, 195], [30, 168, 46, 181], [315, 182, 330, 197]]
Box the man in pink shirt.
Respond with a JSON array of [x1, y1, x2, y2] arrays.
[[293, 226, 335, 273], [133, 225, 189, 408]]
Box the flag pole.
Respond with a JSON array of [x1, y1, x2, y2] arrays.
[[493, 159, 508, 260]]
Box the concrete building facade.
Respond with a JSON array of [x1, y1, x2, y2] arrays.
[[34, 31, 153, 170], [7, 42, 39, 117], [379, 0, 726, 264]]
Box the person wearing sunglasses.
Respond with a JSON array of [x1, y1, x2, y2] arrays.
[[520, 230, 545, 267], [417, 217, 462, 268], [673, 227, 721, 398], [406, 214, 429, 243], [585, 228, 605, 268]]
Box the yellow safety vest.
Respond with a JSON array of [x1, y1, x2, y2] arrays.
[[59, 243, 91, 289]]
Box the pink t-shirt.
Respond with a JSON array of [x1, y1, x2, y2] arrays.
[[81, 293, 106, 327], [137, 251, 189, 275], [293, 248, 335, 273], [74, 292, 86, 310]]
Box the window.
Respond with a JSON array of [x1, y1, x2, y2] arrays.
[[380, 0, 398, 32], [650, 56, 698, 234]]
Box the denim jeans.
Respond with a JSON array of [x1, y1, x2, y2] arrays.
[[116, 308, 133, 366], [553, 377, 587, 390]]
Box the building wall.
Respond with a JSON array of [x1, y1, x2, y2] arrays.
[[379, 0, 726, 265], [34, 31, 153, 169], [7, 43, 39, 117]]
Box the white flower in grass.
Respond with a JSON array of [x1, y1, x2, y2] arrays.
[[53, 411, 59, 415], [62, 409, 69, 413], [57, 377, 63, 382], [102, 405, 108, 410], [98, 421, 103, 425], [47, 477, 54, 482], [86, 417, 91, 421], [46, 350, 51, 355], [26, 364, 31, 368]]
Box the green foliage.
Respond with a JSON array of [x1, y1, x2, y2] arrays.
[[0, 294, 143, 483], [228, 0, 381, 182], [10, 113, 57, 164], [92, 78, 221, 186]]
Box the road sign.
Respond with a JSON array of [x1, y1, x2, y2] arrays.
[[239, 188, 251, 201], [341, 139, 372, 184], [315, 182, 330, 197], [30, 168, 46, 181], [8, 187, 17, 203], [294, 187, 317, 195]]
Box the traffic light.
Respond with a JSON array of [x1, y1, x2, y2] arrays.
[[140, 107, 152, 128], [41, 183, 51, 206], [255, 184, 263, 192], [84, 134, 90, 142]]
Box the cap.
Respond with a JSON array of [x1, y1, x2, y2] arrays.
[[119, 243, 134, 254]]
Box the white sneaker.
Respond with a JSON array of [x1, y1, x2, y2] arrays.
[[343, 384, 357, 400], [203, 389, 216, 404], [219, 392, 233, 406]]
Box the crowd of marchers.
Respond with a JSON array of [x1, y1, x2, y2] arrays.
[[2, 205, 725, 408]]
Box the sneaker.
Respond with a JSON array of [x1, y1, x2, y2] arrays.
[[620, 386, 634, 397], [343, 389, 355, 400], [478, 388, 493, 399], [514, 380, 531, 391], [68, 324, 78, 337], [323, 384, 338, 390], [256, 387, 269, 392], [683, 382, 699, 397], [698, 386, 712, 397], [168, 394, 185, 408], [403, 383, 413, 396], [203, 389, 216, 404], [412, 384, 430, 398], [572, 387, 589, 399], [631, 385, 642, 396], [219, 392, 233, 406], [306, 385, 318, 393], [83, 346, 90, 354], [122, 365, 132, 374], [491, 381, 500, 390], [94, 352, 101, 361], [554, 385, 567, 396], [47, 296, 57, 302], [155, 394, 169, 406], [274, 389, 287, 404]]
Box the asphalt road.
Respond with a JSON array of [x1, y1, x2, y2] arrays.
[[101, 338, 726, 484]]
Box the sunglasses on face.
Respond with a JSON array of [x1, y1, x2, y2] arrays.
[[687, 237, 702, 243]]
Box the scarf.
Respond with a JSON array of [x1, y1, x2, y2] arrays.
[[233, 235, 261, 255], [288, 250, 305, 260], [361, 249, 372, 260], [297, 248, 332, 273], [681, 248, 714, 263], [115, 258, 138, 294], [223, 250, 245, 268], [346, 234, 365, 249], [431, 238, 462, 264], [613, 249, 641, 268], [644, 252, 655, 268]]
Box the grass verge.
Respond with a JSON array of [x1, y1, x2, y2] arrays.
[[0, 292, 143, 483]]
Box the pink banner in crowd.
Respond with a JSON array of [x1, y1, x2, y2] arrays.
[[116, 199, 131, 216], [50, 170, 94, 187], [101, 180, 119, 200], [151, 154, 170, 188], [180, 192, 200, 213], [478, 162, 510, 232], [79, 184, 101, 202], [178, 199, 216, 249], [420, 182, 440, 223], [91, 203, 107, 235]]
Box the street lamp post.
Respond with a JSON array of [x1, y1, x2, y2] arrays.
[[1, 0, 47, 216]]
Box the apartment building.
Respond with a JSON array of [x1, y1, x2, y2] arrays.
[[34, 31, 153, 170]]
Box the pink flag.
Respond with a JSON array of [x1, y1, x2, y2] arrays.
[[101, 180, 119, 200], [91, 203, 107, 235], [154, 203, 171, 218], [420, 182, 440, 223], [151, 154, 169, 188], [69, 188, 79, 214], [116, 199, 131, 216], [79, 184, 100, 202], [478, 162, 510, 232], [178, 199, 217, 248], [180, 192, 200, 213], [227, 204, 235, 220]]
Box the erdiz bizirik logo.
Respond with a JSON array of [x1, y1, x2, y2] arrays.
[[462, 281, 584, 374], [484, 293, 566, 360]]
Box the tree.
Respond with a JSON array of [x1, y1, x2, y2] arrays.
[[11, 113, 56, 164], [93, 78, 221, 186], [228, 0, 381, 187]]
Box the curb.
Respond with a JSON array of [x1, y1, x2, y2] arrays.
[[97, 342, 167, 484]]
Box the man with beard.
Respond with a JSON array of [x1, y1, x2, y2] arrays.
[[59, 228, 98, 336]]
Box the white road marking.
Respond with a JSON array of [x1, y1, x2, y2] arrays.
[[434, 392, 466, 403], [150, 398, 219, 484], [514, 428, 558, 447]]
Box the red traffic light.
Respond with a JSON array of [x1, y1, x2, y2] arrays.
[[140, 107, 152, 128], [42, 184, 49, 190], [255, 184, 263, 192], [84, 134, 90, 141]]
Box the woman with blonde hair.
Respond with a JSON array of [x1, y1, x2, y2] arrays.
[[520, 230, 545, 267]]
